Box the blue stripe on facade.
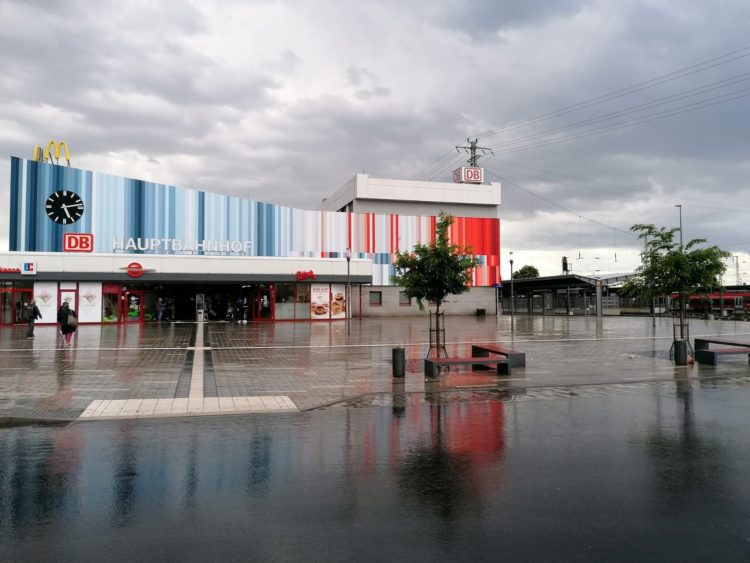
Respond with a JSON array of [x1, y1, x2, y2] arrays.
[[9, 157, 20, 250], [26, 161, 39, 251], [197, 191, 205, 254]]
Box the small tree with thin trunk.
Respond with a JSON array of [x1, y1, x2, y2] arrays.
[[623, 224, 729, 341], [392, 213, 477, 358]]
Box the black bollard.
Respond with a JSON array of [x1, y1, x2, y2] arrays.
[[392, 346, 406, 378]]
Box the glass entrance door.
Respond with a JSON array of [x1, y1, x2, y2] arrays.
[[1, 288, 32, 324], [258, 286, 274, 320], [245, 284, 275, 321], [122, 290, 144, 322]]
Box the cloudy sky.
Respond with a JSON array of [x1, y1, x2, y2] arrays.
[[1, 0, 749, 279]]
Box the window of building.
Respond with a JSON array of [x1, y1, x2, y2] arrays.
[[399, 291, 411, 306], [369, 291, 382, 306]]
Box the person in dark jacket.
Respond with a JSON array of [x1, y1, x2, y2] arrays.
[[57, 302, 78, 347], [24, 299, 42, 338]]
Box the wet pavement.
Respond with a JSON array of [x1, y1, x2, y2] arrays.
[[2, 382, 750, 561], [2, 315, 750, 420], [3, 315, 750, 560]]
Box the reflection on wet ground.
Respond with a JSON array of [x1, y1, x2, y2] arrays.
[[2, 381, 750, 561], [3, 315, 750, 419]]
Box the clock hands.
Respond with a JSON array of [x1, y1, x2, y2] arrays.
[[45, 191, 84, 224]]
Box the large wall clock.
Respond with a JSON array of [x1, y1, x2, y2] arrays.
[[45, 190, 84, 225]]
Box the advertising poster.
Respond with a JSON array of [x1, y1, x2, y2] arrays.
[[78, 282, 102, 323], [330, 283, 347, 319], [33, 282, 58, 322], [310, 284, 330, 319]]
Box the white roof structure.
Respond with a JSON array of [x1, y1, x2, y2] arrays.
[[320, 173, 502, 218]]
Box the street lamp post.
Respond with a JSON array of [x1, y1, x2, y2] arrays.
[[674, 204, 687, 359], [509, 251, 514, 332], [345, 248, 351, 325]]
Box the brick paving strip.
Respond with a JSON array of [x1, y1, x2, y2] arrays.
[[77, 318, 298, 422]]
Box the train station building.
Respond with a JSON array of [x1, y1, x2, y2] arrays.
[[1, 156, 503, 325]]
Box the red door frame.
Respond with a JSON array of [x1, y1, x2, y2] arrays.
[[248, 285, 275, 321], [121, 289, 145, 323], [0, 288, 33, 325]]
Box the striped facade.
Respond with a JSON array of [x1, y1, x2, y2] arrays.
[[9, 157, 501, 286]]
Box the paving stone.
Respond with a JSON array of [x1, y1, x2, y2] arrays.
[[2, 317, 750, 421]]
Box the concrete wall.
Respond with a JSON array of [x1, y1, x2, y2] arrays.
[[352, 286, 496, 317]]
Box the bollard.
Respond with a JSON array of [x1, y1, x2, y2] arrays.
[[392, 346, 406, 378], [673, 339, 688, 366]]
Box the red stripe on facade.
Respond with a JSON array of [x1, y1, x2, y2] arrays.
[[346, 213, 352, 252]]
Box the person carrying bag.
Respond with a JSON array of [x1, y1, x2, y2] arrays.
[[57, 302, 78, 347]]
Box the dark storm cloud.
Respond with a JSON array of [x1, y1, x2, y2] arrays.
[[432, 0, 589, 37]]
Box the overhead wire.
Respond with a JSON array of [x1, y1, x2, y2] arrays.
[[410, 149, 458, 180], [487, 87, 750, 156], [412, 45, 750, 182], [484, 167, 637, 237], [484, 72, 750, 151], [492, 164, 750, 213], [473, 44, 750, 140]]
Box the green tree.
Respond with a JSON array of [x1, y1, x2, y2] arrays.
[[623, 224, 729, 340], [392, 213, 477, 357], [513, 265, 540, 279]]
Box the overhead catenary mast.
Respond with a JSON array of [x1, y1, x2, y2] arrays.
[[455, 138, 493, 166]]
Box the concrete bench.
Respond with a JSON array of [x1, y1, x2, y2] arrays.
[[424, 357, 511, 378], [471, 343, 526, 367], [694, 347, 750, 366], [695, 337, 750, 350]]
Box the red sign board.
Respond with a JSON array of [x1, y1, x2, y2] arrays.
[[64, 233, 94, 252], [452, 167, 484, 184], [126, 262, 144, 278], [0, 267, 21, 274], [296, 270, 317, 281]]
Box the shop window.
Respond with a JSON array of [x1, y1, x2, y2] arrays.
[[101, 284, 122, 322], [399, 291, 412, 306], [295, 283, 311, 319], [275, 283, 295, 319], [369, 291, 382, 306]]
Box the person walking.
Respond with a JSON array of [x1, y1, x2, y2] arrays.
[[57, 302, 78, 347], [24, 299, 42, 338]]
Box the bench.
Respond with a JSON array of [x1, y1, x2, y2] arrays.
[[424, 357, 511, 378], [694, 338, 750, 366], [471, 343, 526, 367]]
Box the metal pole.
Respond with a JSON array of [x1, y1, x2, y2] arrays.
[[675, 204, 685, 338], [346, 249, 351, 330], [510, 251, 514, 332]]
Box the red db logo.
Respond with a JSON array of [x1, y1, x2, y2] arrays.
[[63, 233, 94, 252], [126, 262, 145, 278], [119, 262, 155, 278]]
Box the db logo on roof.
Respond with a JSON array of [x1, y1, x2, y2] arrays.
[[64, 233, 94, 252]]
